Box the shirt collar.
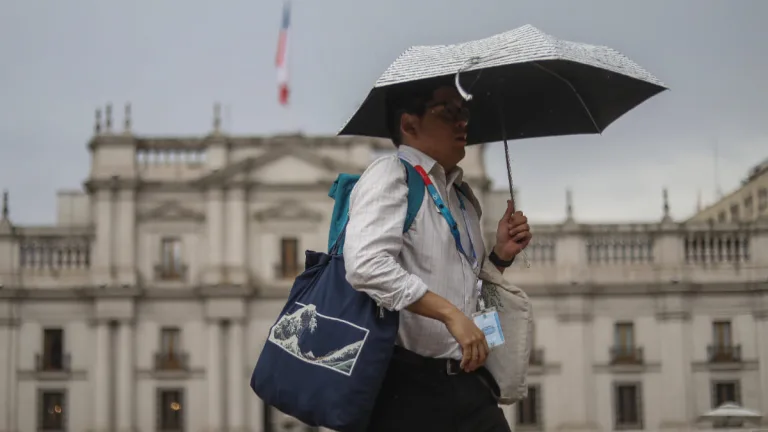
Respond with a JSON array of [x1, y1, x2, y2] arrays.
[[397, 145, 465, 187]]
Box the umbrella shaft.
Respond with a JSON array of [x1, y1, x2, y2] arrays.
[[503, 140, 531, 268]]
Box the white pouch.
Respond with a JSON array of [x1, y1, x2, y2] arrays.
[[478, 259, 534, 405]]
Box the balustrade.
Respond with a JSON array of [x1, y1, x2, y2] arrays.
[[19, 238, 91, 270]]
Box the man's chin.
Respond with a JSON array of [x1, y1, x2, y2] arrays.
[[453, 145, 466, 163]]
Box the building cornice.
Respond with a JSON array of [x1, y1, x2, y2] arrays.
[[253, 201, 324, 223], [1, 281, 765, 301], [87, 133, 137, 151], [137, 201, 205, 223], [128, 134, 391, 150], [192, 145, 363, 188], [522, 281, 768, 297]]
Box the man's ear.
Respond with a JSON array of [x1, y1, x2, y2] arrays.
[[400, 113, 418, 140]]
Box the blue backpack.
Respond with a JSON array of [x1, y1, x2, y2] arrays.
[[250, 158, 425, 432]]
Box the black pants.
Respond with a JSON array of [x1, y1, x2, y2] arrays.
[[366, 346, 511, 432]]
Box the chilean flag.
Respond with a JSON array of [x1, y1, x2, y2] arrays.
[[276, 0, 291, 106]]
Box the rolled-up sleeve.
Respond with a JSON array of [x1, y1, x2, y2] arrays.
[[343, 156, 429, 311]]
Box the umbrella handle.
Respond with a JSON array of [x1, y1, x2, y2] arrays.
[[454, 57, 482, 101]]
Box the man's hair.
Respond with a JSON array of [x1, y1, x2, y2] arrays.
[[385, 77, 455, 146]]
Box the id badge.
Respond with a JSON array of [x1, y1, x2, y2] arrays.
[[472, 307, 505, 349]]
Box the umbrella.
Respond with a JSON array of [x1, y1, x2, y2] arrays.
[[339, 24, 667, 265], [700, 402, 763, 423], [339, 24, 666, 144]]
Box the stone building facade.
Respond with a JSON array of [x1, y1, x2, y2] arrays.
[[0, 105, 767, 431], [688, 158, 768, 223]]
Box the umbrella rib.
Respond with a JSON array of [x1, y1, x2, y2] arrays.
[[532, 62, 602, 134]]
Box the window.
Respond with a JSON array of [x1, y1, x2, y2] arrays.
[[612, 322, 640, 363], [729, 204, 739, 221], [743, 196, 754, 218], [614, 322, 634, 350], [160, 238, 183, 279], [710, 320, 740, 362], [712, 381, 740, 406], [711, 381, 742, 428], [529, 322, 543, 365], [614, 383, 643, 429], [39, 390, 66, 431], [713, 321, 732, 348], [758, 188, 767, 212], [159, 327, 182, 369], [42, 328, 64, 371], [157, 389, 184, 431], [717, 211, 726, 222], [516, 385, 541, 428], [279, 237, 299, 278]]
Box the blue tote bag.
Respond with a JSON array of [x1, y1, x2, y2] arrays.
[[250, 159, 424, 432]]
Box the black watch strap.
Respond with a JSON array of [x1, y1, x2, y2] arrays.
[[489, 249, 515, 268]]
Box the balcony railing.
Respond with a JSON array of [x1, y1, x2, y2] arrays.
[[20, 240, 91, 270], [684, 233, 750, 264], [707, 344, 742, 363], [610, 346, 644, 365], [154, 352, 189, 371], [154, 263, 188, 281], [529, 348, 545, 366], [35, 353, 71, 372], [274, 263, 301, 280]]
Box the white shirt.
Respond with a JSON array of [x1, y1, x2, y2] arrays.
[[343, 145, 486, 360]]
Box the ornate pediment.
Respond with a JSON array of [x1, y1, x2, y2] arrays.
[[253, 201, 323, 222], [193, 146, 363, 187], [138, 201, 205, 222]]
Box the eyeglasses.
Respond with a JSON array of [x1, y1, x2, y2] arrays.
[[427, 102, 470, 124]]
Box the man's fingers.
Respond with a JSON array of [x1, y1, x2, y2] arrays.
[[514, 231, 533, 244], [508, 214, 527, 226], [460, 344, 471, 370], [508, 223, 530, 237], [477, 343, 488, 368], [465, 344, 478, 371], [502, 200, 514, 220]]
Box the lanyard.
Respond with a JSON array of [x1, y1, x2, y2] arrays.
[[413, 165, 477, 268]]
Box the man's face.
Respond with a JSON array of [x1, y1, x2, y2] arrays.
[[401, 86, 470, 167]]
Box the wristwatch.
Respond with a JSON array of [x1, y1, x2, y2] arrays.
[[489, 249, 515, 268]]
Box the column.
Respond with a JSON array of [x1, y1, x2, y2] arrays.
[[228, 320, 245, 431], [93, 322, 111, 431], [116, 188, 136, 286], [116, 321, 134, 431], [93, 189, 114, 285], [756, 310, 768, 426], [1, 318, 20, 431], [554, 296, 596, 431], [207, 320, 223, 430], [204, 189, 224, 285], [657, 300, 692, 430], [225, 187, 247, 285]]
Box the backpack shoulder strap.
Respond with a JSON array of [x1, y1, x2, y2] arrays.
[[400, 158, 425, 233]]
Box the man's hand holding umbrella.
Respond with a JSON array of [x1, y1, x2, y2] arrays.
[[493, 200, 532, 268]]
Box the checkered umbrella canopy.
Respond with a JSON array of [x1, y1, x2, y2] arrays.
[[338, 24, 667, 145]]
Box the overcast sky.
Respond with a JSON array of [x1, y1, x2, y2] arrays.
[[1, 0, 766, 224]]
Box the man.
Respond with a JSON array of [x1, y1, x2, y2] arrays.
[[343, 77, 532, 432]]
